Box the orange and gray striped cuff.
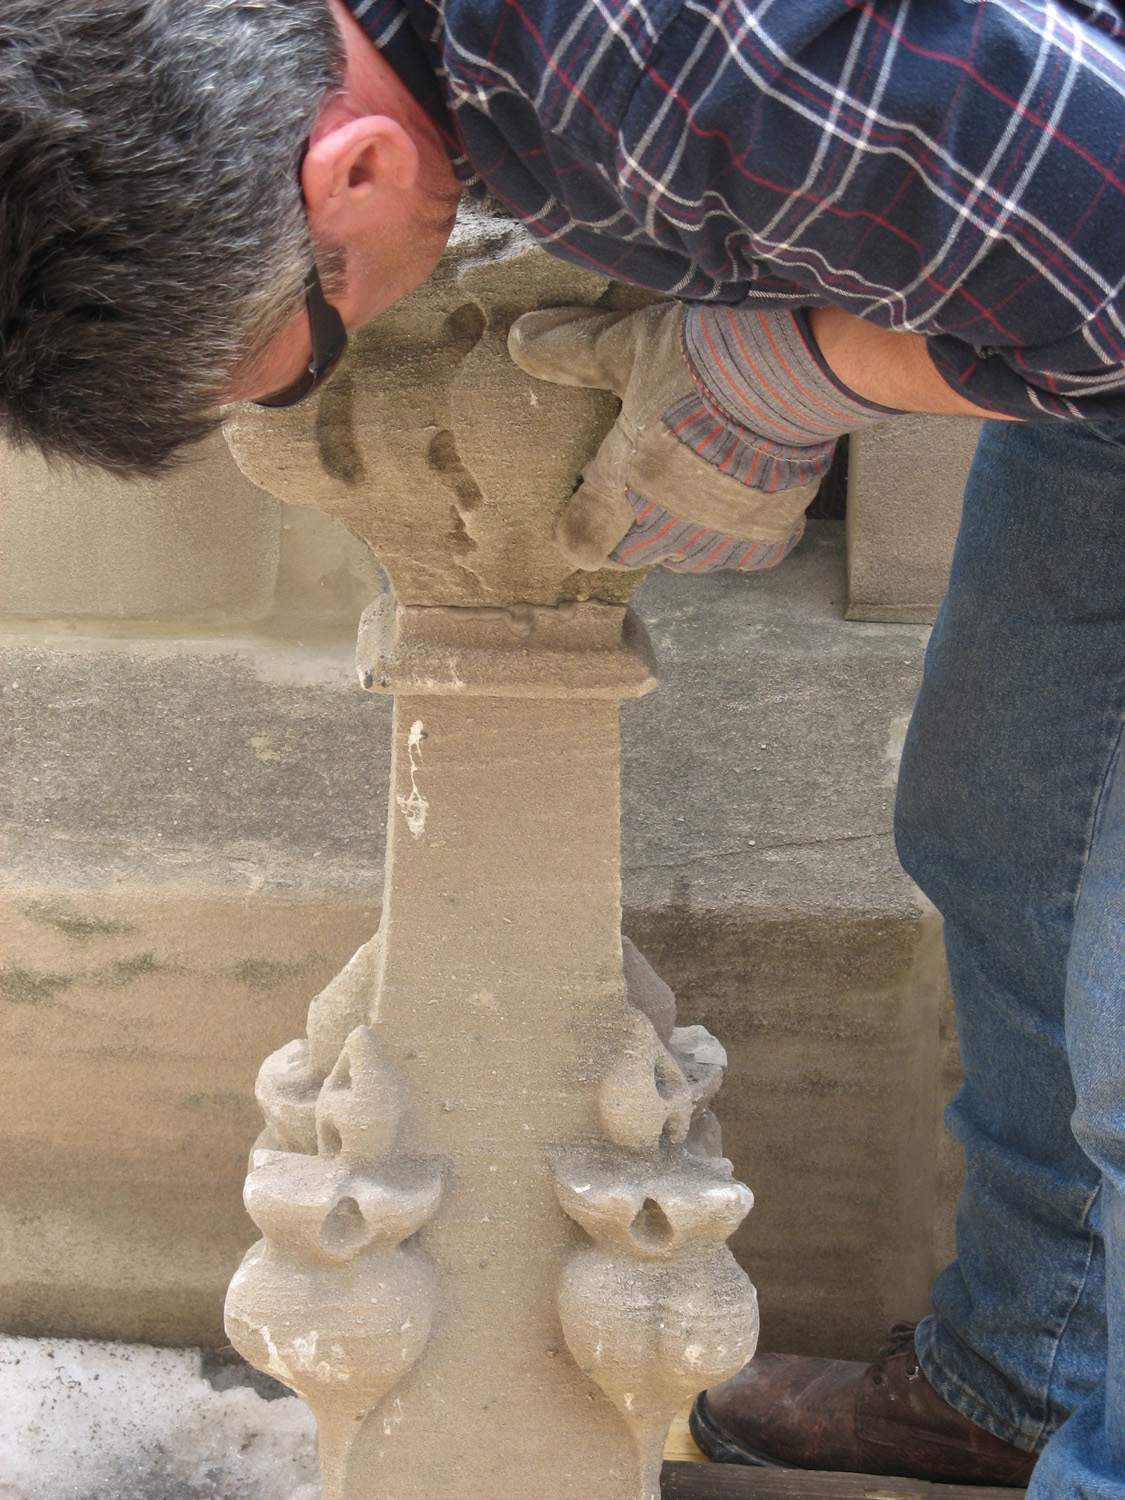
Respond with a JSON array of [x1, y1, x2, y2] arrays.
[[674, 305, 899, 492], [608, 490, 805, 573]]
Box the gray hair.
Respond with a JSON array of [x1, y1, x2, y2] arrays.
[[0, 0, 344, 474]]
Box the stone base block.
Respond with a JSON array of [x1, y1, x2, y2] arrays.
[[0, 883, 375, 1345]]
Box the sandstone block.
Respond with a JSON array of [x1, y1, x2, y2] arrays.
[[275, 506, 384, 623], [0, 432, 280, 622], [846, 417, 981, 623], [0, 881, 376, 1346], [225, 206, 641, 609]]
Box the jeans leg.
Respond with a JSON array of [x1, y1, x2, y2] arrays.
[[1030, 726, 1125, 1498], [894, 418, 1125, 1461]]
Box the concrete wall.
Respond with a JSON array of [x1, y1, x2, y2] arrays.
[[0, 432, 965, 1359]]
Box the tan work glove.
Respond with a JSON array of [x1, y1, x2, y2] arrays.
[[508, 301, 895, 572]]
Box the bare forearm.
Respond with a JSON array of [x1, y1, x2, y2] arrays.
[[809, 305, 1018, 422]]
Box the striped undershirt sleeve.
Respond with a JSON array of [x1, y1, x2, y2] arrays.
[[673, 307, 899, 493], [608, 490, 805, 573]]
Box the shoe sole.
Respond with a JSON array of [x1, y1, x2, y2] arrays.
[[690, 1393, 1035, 1489], [689, 1392, 798, 1469]]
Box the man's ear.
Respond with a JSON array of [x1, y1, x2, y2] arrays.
[[302, 116, 421, 236]]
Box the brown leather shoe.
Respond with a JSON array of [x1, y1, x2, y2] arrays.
[[691, 1323, 1036, 1488]]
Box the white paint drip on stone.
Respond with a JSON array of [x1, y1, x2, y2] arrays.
[[382, 1396, 405, 1437], [396, 719, 429, 838], [259, 1325, 295, 1384], [288, 1332, 343, 1385]]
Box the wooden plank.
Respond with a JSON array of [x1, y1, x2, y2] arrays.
[[664, 1411, 708, 1463], [660, 1461, 1026, 1499]]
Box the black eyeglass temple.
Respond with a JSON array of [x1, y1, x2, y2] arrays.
[[253, 262, 348, 409]]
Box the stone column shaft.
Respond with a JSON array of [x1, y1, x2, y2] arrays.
[[357, 693, 635, 1493]]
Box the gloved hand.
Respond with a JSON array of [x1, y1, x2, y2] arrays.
[[508, 301, 896, 573]]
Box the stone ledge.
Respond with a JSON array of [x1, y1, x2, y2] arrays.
[[0, 523, 926, 916]]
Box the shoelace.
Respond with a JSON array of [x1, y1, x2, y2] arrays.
[[871, 1321, 922, 1386]]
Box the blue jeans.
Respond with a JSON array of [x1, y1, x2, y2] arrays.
[[895, 418, 1125, 1498]]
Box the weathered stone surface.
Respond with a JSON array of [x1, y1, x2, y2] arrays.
[[0, 432, 280, 622], [0, 883, 375, 1345], [357, 595, 658, 699], [846, 417, 980, 623], [0, 627, 384, 880], [0, 525, 922, 891], [630, 907, 949, 1359], [0, 524, 959, 1360], [225, 207, 641, 610], [623, 527, 926, 923], [275, 507, 385, 624]]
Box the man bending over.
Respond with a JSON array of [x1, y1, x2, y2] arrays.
[[1, 2, 1123, 1493]]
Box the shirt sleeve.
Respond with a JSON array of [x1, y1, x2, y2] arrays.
[[614, 0, 1125, 420]]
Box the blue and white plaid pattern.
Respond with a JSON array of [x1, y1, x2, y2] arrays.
[[344, 0, 1125, 422]]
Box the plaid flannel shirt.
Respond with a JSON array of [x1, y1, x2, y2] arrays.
[[343, 0, 1125, 421]]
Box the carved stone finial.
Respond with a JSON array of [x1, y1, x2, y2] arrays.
[[553, 946, 758, 1498], [227, 1001, 442, 1499]]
